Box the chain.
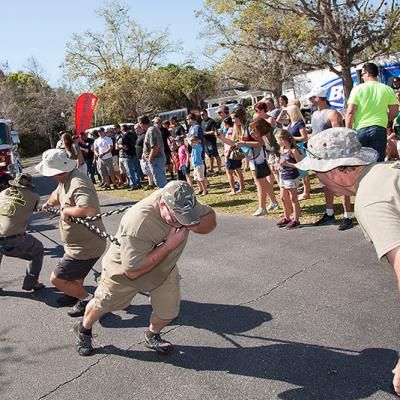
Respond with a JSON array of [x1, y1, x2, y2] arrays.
[[45, 205, 133, 246], [74, 205, 131, 221]]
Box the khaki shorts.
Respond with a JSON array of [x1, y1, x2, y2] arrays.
[[98, 157, 114, 177], [118, 157, 127, 175], [193, 165, 205, 181], [93, 266, 181, 320], [112, 155, 119, 171]]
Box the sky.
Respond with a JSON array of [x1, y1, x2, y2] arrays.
[[0, 0, 209, 86]]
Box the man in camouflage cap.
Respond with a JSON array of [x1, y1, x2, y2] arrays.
[[296, 127, 400, 395], [0, 173, 45, 292], [74, 180, 216, 356]]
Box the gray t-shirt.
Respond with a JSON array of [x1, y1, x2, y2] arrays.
[[143, 126, 165, 159], [311, 109, 332, 134]]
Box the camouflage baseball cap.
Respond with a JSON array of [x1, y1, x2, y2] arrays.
[[295, 127, 378, 172], [161, 181, 201, 226], [9, 173, 35, 189]]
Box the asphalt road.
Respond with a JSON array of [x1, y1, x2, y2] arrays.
[[1, 166, 399, 400]]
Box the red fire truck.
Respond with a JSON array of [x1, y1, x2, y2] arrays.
[[0, 119, 21, 190]]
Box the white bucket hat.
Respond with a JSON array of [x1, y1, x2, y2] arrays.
[[295, 127, 378, 172], [35, 149, 76, 176]]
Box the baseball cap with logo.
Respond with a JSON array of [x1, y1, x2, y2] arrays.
[[9, 173, 35, 189], [35, 149, 76, 176], [161, 181, 201, 226], [295, 127, 378, 172]]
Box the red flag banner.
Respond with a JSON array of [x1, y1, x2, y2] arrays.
[[75, 93, 98, 135]]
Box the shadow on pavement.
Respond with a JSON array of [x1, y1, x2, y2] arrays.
[[98, 300, 397, 398], [98, 341, 397, 400], [100, 300, 272, 336], [0, 285, 97, 308]]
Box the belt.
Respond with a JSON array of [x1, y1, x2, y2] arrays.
[[0, 233, 26, 241]]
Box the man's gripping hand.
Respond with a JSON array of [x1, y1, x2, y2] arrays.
[[163, 226, 188, 251]]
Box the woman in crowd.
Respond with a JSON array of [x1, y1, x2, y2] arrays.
[[254, 101, 281, 198], [62, 133, 87, 174], [279, 95, 289, 108], [275, 129, 303, 229], [253, 101, 277, 128], [288, 98, 302, 108], [236, 117, 279, 216], [279, 105, 311, 200], [216, 116, 244, 195]]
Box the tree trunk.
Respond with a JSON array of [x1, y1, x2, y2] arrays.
[[341, 65, 354, 105], [48, 132, 55, 148]]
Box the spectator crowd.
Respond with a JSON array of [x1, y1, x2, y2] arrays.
[[55, 62, 399, 231]]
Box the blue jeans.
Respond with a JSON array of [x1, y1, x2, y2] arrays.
[[150, 155, 167, 188], [356, 125, 387, 162], [123, 156, 141, 188], [85, 159, 96, 183]]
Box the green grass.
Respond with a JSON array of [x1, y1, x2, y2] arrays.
[[98, 170, 353, 224]]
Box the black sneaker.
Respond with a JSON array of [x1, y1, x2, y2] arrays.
[[56, 294, 78, 307], [22, 274, 45, 291], [144, 331, 173, 355], [68, 300, 89, 317], [313, 213, 335, 226], [73, 322, 93, 356], [338, 217, 353, 231]]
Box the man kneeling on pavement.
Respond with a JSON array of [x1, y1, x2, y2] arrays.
[[295, 127, 400, 396], [74, 180, 216, 356], [0, 173, 45, 291]]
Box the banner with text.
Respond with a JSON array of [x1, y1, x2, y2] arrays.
[[75, 93, 98, 135]]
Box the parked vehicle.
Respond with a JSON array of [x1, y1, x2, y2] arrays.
[[159, 108, 188, 122], [85, 122, 135, 137], [0, 119, 22, 191], [205, 89, 267, 119]]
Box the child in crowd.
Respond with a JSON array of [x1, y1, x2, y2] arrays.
[[189, 136, 207, 195], [175, 136, 192, 186], [275, 129, 303, 229], [216, 116, 244, 195], [168, 134, 180, 176]]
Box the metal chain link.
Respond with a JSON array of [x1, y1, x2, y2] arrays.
[[45, 205, 133, 246], [77, 205, 131, 221]]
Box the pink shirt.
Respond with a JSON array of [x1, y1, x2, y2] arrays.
[[178, 144, 189, 168]]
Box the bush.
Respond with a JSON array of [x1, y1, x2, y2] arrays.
[[19, 133, 50, 157]]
